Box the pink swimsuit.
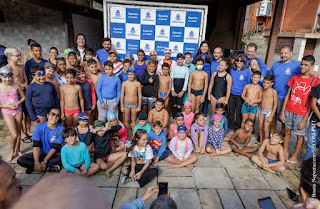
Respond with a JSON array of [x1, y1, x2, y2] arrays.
[[170, 124, 178, 139], [183, 112, 195, 130], [0, 84, 21, 116]]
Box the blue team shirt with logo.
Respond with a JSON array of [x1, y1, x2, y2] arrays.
[[230, 68, 252, 95], [211, 60, 220, 74], [32, 122, 64, 154], [270, 60, 301, 99], [95, 49, 109, 66]]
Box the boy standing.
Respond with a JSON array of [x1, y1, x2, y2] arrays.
[[120, 67, 142, 130], [119, 59, 131, 83], [60, 128, 100, 176], [148, 98, 169, 134], [280, 55, 320, 165], [80, 48, 103, 72], [188, 57, 208, 113], [133, 111, 152, 134], [140, 59, 159, 111], [109, 50, 123, 77], [158, 63, 172, 111], [183, 52, 196, 104], [86, 59, 102, 90], [241, 71, 262, 127], [251, 131, 286, 176], [60, 69, 84, 127], [230, 118, 257, 158], [258, 75, 277, 144], [24, 43, 47, 84], [25, 65, 59, 123], [170, 53, 189, 117], [96, 61, 121, 122]]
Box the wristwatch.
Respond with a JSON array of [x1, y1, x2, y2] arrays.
[[43, 160, 48, 164]]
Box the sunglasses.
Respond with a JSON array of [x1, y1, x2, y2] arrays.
[[49, 112, 61, 117], [33, 71, 45, 76], [235, 60, 244, 63]]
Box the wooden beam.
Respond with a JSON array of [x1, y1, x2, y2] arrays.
[[265, 0, 285, 69], [234, 6, 246, 49], [63, 9, 75, 48]]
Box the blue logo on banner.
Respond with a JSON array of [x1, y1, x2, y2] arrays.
[[141, 25, 155, 40], [116, 10, 121, 17], [173, 45, 179, 53], [185, 30, 197, 41], [110, 23, 125, 38], [146, 12, 151, 18], [130, 27, 136, 34], [116, 41, 124, 51], [156, 10, 171, 25], [145, 44, 150, 52], [126, 8, 141, 24], [155, 41, 169, 56], [185, 12, 201, 27], [172, 13, 184, 23], [126, 39, 140, 54], [176, 14, 180, 21], [183, 43, 198, 56], [156, 28, 168, 39], [170, 27, 184, 42]]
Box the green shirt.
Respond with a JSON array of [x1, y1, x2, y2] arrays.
[[133, 123, 152, 134]]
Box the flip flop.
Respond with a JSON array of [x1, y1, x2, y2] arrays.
[[105, 171, 111, 178], [284, 154, 289, 161], [275, 171, 283, 177], [251, 161, 261, 169], [187, 164, 193, 170], [21, 136, 32, 143], [285, 160, 298, 166], [168, 163, 174, 169]]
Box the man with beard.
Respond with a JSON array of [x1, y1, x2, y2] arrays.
[[96, 38, 112, 65]]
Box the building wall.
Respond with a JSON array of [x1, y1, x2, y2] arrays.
[[0, 0, 68, 59]]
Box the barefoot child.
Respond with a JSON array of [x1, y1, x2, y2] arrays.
[[53, 57, 67, 87], [85, 120, 127, 178], [133, 49, 147, 81], [251, 131, 286, 176], [119, 59, 131, 83], [182, 101, 195, 133], [188, 57, 208, 113], [209, 103, 230, 141], [170, 53, 189, 117], [167, 125, 198, 169], [206, 114, 232, 159], [25, 65, 59, 123], [169, 112, 185, 140], [148, 121, 172, 164], [191, 113, 208, 154], [85, 59, 102, 90], [66, 51, 79, 69], [60, 69, 84, 127], [230, 118, 257, 158], [60, 128, 100, 176], [120, 67, 142, 130], [44, 63, 60, 99], [158, 63, 172, 111], [108, 49, 123, 77], [183, 52, 196, 104], [241, 71, 262, 127], [75, 113, 92, 142], [0, 66, 25, 162], [157, 48, 176, 75], [74, 66, 96, 125], [106, 111, 128, 152], [148, 98, 169, 135], [208, 58, 232, 113], [133, 111, 152, 134], [80, 48, 103, 72], [121, 129, 158, 187], [258, 75, 277, 144]]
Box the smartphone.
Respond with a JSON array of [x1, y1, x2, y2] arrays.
[[286, 188, 299, 202], [158, 182, 168, 197], [257, 197, 276, 209]]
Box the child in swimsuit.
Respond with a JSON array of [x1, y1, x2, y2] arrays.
[[208, 58, 232, 113], [133, 49, 147, 81], [0, 66, 25, 162], [106, 111, 128, 152], [191, 113, 208, 154], [182, 101, 194, 136], [169, 112, 185, 140], [158, 63, 172, 111]]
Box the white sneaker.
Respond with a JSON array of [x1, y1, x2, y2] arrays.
[[121, 176, 132, 184]]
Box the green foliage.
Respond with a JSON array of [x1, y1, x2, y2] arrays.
[[241, 33, 254, 50]]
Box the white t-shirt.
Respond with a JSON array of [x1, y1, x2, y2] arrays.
[[78, 48, 85, 62], [128, 144, 153, 164]]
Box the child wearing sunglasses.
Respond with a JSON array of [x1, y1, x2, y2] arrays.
[[25, 65, 60, 124]]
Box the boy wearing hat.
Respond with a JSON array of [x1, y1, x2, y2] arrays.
[[120, 67, 142, 131], [108, 49, 123, 77], [106, 111, 128, 152], [133, 111, 152, 134], [149, 50, 157, 61], [167, 125, 198, 169], [157, 48, 176, 75], [85, 119, 127, 178]]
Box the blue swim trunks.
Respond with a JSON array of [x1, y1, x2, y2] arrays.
[[265, 155, 279, 163], [160, 93, 167, 98], [241, 104, 258, 114]]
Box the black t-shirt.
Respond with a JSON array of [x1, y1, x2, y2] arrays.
[[310, 85, 320, 122]]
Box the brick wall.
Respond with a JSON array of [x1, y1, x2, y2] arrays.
[[0, 0, 67, 59]]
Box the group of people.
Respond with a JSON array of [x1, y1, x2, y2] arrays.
[[0, 34, 319, 191]]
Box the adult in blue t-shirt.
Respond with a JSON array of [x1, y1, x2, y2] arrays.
[[211, 47, 224, 74], [24, 43, 47, 84], [245, 43, 268, 71], [95, 38, 111, 65], [17, 108, 64, 174]]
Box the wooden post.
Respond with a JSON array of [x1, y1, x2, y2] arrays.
[[234, 6, 246, 49], [63, 9, 75, 48], [265, 0, 285, 69]]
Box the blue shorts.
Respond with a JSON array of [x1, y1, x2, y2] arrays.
[[241, 104, 258, 114], [265, 155, 279, 164], [160, 93, 167, 99]]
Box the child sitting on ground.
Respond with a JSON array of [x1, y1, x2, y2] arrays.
[[148, 121, 172, 164], [167, 125, 198, 169], [230, 118, 257, 158], [76, 112, 92, 143], [209, 103, 230, 140], [119, 59, 131, 83], [85, 120, 127, 178], [120, 67, 142, 130], [106, 111, 127, 152], [169, 112, 185, 140], [0, 66, 25, 162], [258, 75, 277, 144], [133, 111, 152, 134], [206, 114, 232, 159], [188, 57, 208, 113], [60, 69, 84, 127], [85, 59, 102, 90], [121, 129, 158, 187], [251, 131, 286, 177], [182, 101, 195, 134], [148, 98, 169, 135], [191, 113, 208, 154], [158, 63, 172, 111], [75, 66, 96, 125], [60, 127, 100, 176]]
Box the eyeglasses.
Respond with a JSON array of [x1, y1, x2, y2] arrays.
[[33, 71, 45, 76], [11, 54, 21, 57], [49, 112, 61, 117]]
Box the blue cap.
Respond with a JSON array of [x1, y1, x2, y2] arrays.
[[78, 112, 89, 121], [107, 111, 117, 121], [127, 67, 136, 74], [177, 125, 187, 132], [164, 48, 172, 53]]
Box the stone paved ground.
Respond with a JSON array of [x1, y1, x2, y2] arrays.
[[0, 116, 305, 209]]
